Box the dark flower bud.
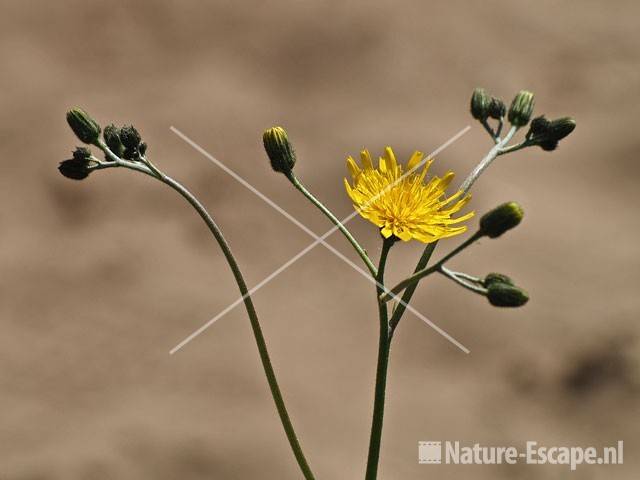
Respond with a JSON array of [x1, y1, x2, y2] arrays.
[[263, 126, 296, 174], [119, 124, 142, 149], [508, 90, 535, 127], [483, 272, 514, 287], [487, 283, 529, 307], [539, 139, 559, 151], [479, 201, 524, 238], [103, 124, 124, 156], [66, 108, 101, 144], [72, 147, 92, 161], [528, 116, 550, 136], [58, 148, 97, 181], [488, 97, 506, 119], [546, 117, 576, 142], [470, 88, 490, 120]]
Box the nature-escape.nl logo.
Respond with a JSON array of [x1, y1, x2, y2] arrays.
[[419, 440, 623, 471]]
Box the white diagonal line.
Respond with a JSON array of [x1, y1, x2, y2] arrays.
[[169, 126, 471, 354]]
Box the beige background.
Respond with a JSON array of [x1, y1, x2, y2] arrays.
[[1, 1, 639, 478]]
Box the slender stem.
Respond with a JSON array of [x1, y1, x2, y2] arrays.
[[381, 231, 483, 302], [364, 237, 394, 480], [439, 266, 487, 295], [498, 138, 535, 155], [96, 142, 317, 480], [388, 241, 436, 336], [459, 125, 518, 194], [480, 119, 499, 144], [387, 123, 520, 331], [160, 176, 317, 480], [287, 172, 378, 277]]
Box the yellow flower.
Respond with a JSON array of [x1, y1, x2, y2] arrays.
[[344, 147, 473, 243]]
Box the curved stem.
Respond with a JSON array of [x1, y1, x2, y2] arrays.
[[157, 174, 316, 480], [364, 237, 394, 480], [287, 172, 378, 277], [95, 140, 316, 479]]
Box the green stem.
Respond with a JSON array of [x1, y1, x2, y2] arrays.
[[97, 139, 318, 480], [287, 172, 378, 277], [388, 241, 437, 336], [364, 236, 394, 480], [159, 175, 317, 480], [381, 231, 483, 303]]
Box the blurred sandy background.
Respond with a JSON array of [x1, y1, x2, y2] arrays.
[[1, 1, 639, 478]]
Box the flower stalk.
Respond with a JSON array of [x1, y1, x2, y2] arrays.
[[365, 236, 394, 480]]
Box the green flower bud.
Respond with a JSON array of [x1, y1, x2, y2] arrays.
[[58, 149, 97, 181], [487, 283, 529, 307], [66, 108, 101, 144], [263, 126, 296, 174], [483, 272, 514, 287], [479, 201, 524, 238], [488, 97, 506, 119], [103, 124, 124, 157], [470, 88, 490, 120], [508, 90, 535, 127]]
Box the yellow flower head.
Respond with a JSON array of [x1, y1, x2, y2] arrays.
[[344, 147, 473, 243]]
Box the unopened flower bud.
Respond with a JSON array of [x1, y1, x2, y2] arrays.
[[528, 116, 550, 136], [487, 283, 529, 307], [483, 272, 514, 287], [479, 201, 524, 238], [488, 97, 506, 119], [58, 149, 97, 181], [546, 117, 576, 142], [470, 88, 490, 120], [508, 90, 535, 127], [539, 139, 559, 151], [263, 126, 296, 174], [66, 108, 101, 144], [119, 124, 142, 149], [103, 124, 124, 156]]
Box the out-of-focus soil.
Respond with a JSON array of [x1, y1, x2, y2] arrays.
[[1, 1, 639, 478]]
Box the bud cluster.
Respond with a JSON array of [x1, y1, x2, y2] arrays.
[[482, 272, 529, 307], [58, 147, 98, 180], [106, 124, 147, 160], [526, 115, 576, 151], [60, 108, 149, 181], [470, 88, 507, 122]]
